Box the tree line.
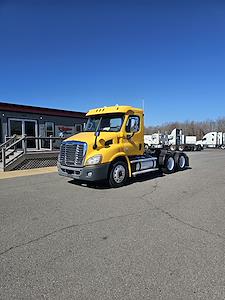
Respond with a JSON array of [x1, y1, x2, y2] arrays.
[[144, 117, 225, 140]]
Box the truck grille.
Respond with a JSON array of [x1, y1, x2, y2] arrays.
[[59, 141, 87, 167]]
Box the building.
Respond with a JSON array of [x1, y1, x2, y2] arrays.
[[0, 102, 87, 148]]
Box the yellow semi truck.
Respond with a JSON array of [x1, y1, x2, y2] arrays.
[[58, 105, 189, 187]]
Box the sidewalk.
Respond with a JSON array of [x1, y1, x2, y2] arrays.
[[0, 166, 57, 180]]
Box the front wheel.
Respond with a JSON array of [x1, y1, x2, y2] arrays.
[[108, 161, 128, 188]]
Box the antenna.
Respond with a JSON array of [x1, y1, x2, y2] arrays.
[[142, 98, 146, 128], [142, 98, 145, 110]]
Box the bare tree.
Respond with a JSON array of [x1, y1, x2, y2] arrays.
[[144, 117, 225, 139]]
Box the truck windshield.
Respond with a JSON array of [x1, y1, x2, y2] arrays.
[[84, 114, 124, 132]]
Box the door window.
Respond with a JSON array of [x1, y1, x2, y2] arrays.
[[10, 120, 23, 136], [126, 116, 140, 133], [25, 121, 36, 148]]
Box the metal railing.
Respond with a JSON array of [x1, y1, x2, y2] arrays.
[[0, 135, 17, 151], [1, 135, 64, 171]]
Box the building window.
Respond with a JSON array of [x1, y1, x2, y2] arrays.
[[45, 122, 54, 137], [75, 124, 83, 133]]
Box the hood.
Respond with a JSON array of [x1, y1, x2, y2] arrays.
[[66, 131, 119, 144], [66, 132, 96, 143], [65, 131, 120, 158]]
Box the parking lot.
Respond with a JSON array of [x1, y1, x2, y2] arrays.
[[1, 150, 225, 299]]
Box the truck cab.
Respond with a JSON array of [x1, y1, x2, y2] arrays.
[[58, 105, 188, 187], [196, 132, 218, 148], [196, 132, 225, 149]]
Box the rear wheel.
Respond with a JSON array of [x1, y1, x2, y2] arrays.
[[162, 154, 175, 174], [177, 153, 186, 171], [170, 145, 177, 151], [178, 145, 184, 151], [109, 161, 128, 188]]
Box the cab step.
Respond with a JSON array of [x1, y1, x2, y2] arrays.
[[132, 168, 159, 177]]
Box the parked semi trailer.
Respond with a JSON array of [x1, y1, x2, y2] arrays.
[[144, 128, 201, 152], [58, 106, 189, 187], [196, 132, 225, 149], [168, 128, 201, 151]]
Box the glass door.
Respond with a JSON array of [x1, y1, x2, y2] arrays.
[[24, 121, 37, 148], [9, 119, 38, 149], [9, 119, 23, 136], [9, 119, 23, 148]]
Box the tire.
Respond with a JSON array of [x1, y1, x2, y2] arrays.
[[108, 161, 128, 188], [162, 154, 176, 174], [176, 153, 187, 171], [178, 145, 184, 151], [170, 145, 177, 151], [221, 145, 225, 150]]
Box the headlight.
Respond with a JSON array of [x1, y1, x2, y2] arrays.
[[86, 154, 102, 165]]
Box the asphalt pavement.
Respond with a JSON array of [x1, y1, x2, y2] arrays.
[[1, 150, 225, 300]]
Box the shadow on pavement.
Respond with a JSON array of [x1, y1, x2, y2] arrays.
[[67, 170, 175, 190]]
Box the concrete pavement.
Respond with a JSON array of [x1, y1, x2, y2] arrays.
[[0, 150, 225, 299]]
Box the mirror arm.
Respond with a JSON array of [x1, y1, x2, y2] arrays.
[[127, 132, 135, 140]]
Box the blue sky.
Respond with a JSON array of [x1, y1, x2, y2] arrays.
[[0, 0, 225, 125]]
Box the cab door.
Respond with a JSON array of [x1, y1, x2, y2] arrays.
[[123, 114, 144, 156]]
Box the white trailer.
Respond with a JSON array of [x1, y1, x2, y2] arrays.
[[168, 129, 201, 151], [196, 132, 225, 149], [145, 129, 200, 151]]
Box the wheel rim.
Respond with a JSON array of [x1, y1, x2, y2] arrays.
[[179, 156, 186, 168], [113, 165, 126, 183], [167, 157, 175, 171]]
